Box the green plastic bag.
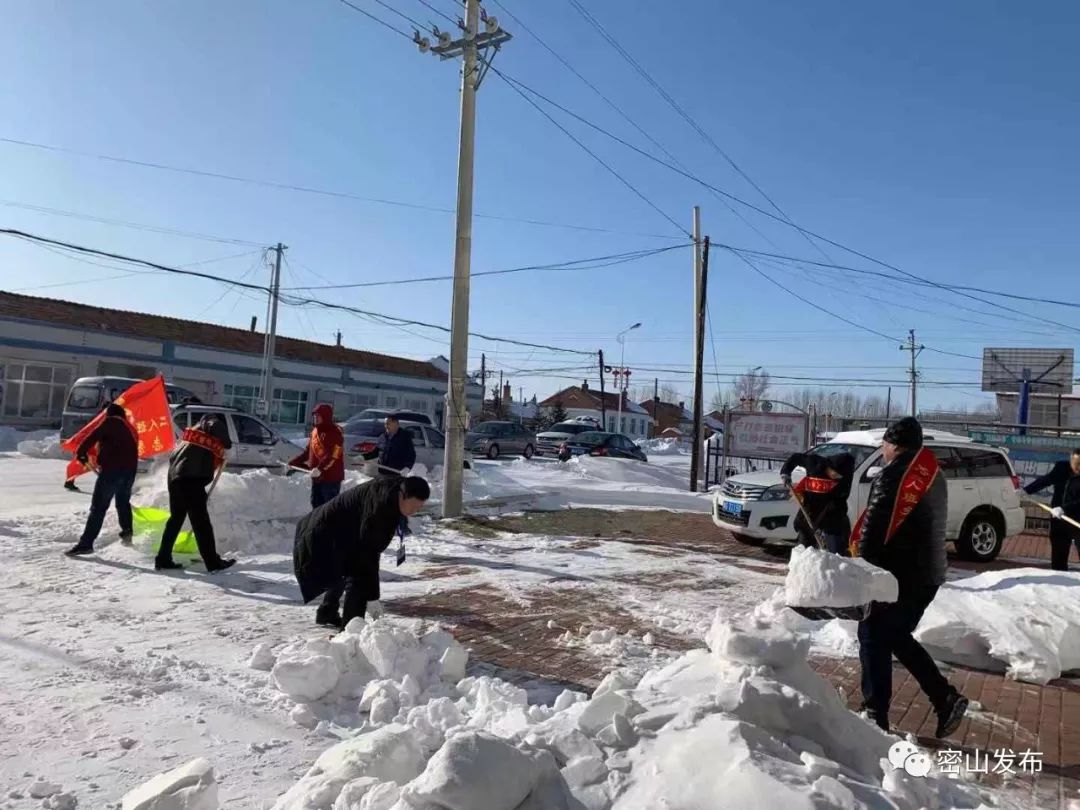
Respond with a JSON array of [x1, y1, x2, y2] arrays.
[[132, 506, 199, 555]]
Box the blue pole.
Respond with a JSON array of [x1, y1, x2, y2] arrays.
[[1018, 379, 1032, 436]]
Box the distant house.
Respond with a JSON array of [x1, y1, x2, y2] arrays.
[[639, 399, 693, 437], [539, 381, 653, 439]]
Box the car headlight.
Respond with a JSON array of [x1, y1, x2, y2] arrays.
[[760, 485, 791, 501]]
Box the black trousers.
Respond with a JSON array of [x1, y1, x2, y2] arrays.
[[318, 578, 367, 625], [77, 468, 136, 548], [311, 481, 341, 509], [858, 585, 953, 728], [159, 478, 221, 565], [1049, 521, 1080, 571]]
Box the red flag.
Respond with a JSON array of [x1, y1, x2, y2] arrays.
[[62, 376, 177, 483]]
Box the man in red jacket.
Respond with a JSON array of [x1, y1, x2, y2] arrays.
[[65, 403, 139, 557], [291, 403, 345, 508]]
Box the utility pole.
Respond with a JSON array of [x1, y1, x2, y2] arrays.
[[653, 377, 659, 438], [900, 329, 924, 418], [421, 3, 512, 518], [690, 207, 706, 492], [258, 243, 285, 420], [498, 369, 504, 416], [335, 329, 343, 348], [598, 349, 607, 428], [479, 353, 487, 412], [886, 386, 892, 421]]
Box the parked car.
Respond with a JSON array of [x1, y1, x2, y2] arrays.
[[557, 431, 648, 463], [465, 421, 536, 460], [536, 421, 596, 456], [62, 376, 195, 440], [343, 418, 471, 471], [711, 428, 1026, 563], [170, 404, 304, 470], [354, 408, 433, 426]]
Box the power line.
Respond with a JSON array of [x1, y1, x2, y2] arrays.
[[415, 0, 458, 26], [334, 0, 414, 40], [0, 135, 683, 241], [492, 67, 690, 238], [279, 244, 687, 290], [367, 0, 430, 33]]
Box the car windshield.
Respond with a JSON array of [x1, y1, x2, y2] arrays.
[[343, 419, 384, 437], [66, 385, 101, 410], [807, 443, 878, 469], [571, 432, 608, 446], [550, 423, 588, 434], [471, 423, 505, 435]]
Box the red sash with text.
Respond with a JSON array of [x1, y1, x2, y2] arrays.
[[181, 427, 226, 465], [793, 476, 838, 496], [849, 447, 939, 557]]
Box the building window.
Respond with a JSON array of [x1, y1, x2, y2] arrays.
[[607, 417, 615, 432], [404, 398, 428, 413], [346, 393, 379, 418], [223, 384, 260, 414], [0, 361, 74, 420], [620, 416, 626, 433], [271, 388, 309, 425], [384, 395, 399, 409]]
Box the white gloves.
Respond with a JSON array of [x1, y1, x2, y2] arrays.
[[399, 467, 411, 477], [309, 467, 322, 479], [1052, 506, 1065, 519], [366, 600, 385, 619]]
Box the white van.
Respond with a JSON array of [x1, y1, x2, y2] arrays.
[[711, 428, 1026, 563]]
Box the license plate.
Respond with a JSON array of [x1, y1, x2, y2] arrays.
[[571, 447, 587, 456], [723, 500, 742, 516]]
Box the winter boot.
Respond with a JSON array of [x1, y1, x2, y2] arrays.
[[65, 543, 94, 557], [934, 691, 969, 739], [119, 533, 134, 546], [155, 558, 184, 571], [206, 558, 236, 573], [315, 607, 343, 630]]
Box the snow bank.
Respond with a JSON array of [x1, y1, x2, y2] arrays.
[[916, 568, 1080, 684], [17, 433, 67, 459], [122, 758, 218, 810], [270, 608, 988, 810], [0, 427, 55, 453], [635, 438, 687, 456], [785, 546, 898, 608]]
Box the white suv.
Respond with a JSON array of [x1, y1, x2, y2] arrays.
[[711, 428, 1026, 563]]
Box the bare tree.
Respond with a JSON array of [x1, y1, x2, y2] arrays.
[[734, 368, 770, 409]]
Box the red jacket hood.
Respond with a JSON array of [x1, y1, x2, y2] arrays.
[[313, 403, 335, 424]]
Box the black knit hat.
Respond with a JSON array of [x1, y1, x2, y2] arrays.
[[105, 402, 126, 419], [883, 416, 923, 449]]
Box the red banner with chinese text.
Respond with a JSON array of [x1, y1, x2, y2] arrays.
[[61, 376, 176, 482], [849, 446, 939, 556]]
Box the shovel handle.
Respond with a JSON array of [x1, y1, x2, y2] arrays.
[[1026, 498, 1080, 531]]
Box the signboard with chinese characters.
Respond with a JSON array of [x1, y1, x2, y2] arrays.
[[968, 430, 1077, 490], [724, 410, 809, 461]]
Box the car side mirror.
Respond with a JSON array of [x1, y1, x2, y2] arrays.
[[865, 466, 883, 481]]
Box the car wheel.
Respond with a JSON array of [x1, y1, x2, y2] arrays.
[[733, 533, 765, 547], [486, 444, 500, 460], [522, 444, 534, 460], [956, 510, 1005, 562]]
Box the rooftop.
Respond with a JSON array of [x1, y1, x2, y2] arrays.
[[0, 291, 446, 382]]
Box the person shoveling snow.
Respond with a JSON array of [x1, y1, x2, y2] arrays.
[[850, 417, 968, 737]]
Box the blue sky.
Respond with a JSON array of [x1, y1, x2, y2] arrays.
[[1, 0, 1077, 411]]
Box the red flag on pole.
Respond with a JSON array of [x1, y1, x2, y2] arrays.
[[61, 376, 176, 483]]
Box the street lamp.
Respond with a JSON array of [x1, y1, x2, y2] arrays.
[[616, 322, 642, 434]]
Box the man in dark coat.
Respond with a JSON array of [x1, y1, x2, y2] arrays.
[[378, 415, 415, 476], [65, 403, 139, 557], [156, 413, 235, 572], [780, 451, 855, 555], [290, 402, 346, 508], [856, 417, 967, 737], [293, 475, 430, 629], [1023, 449, 1080, 571]]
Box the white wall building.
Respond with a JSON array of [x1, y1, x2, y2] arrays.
[[539, 382, 654, 439], [0, 292, 481, 428]]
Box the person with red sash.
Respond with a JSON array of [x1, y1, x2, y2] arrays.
[[780, 451, 855, 555], [65, 403, 139, 557], [290, 403, 345, 508], [853, 417, 968, 737], [156, 413, 235, 572]]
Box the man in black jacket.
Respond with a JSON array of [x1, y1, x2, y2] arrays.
[[156, 413, 235, 572], [293, 475, 430, 629], [780, 451, 855, 555], [65, 403, 139, 557], [1023, 450, 1080, 571], [856, 417, 967, 737], [378, 416, 415, 476]]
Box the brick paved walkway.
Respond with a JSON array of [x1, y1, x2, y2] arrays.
[[389, 510, 1079, 808]]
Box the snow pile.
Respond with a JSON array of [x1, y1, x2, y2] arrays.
[[635, 437, 687, 456], [17, 433, 67, 459], [560, 456, 688, 490], [554, 625, 661, 676], [122, 757, 218, 810], [916, 568, 1080, 684], [785, 546, 898, 608], [752, 590, 860, 659], [0, 427, 55, 453], [271, 610, 988, 810]]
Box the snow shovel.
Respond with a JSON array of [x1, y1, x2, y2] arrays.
[[786, 486, 872, 623], [1026, 499, 1080, 532], [139, 463, 226, 556]]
